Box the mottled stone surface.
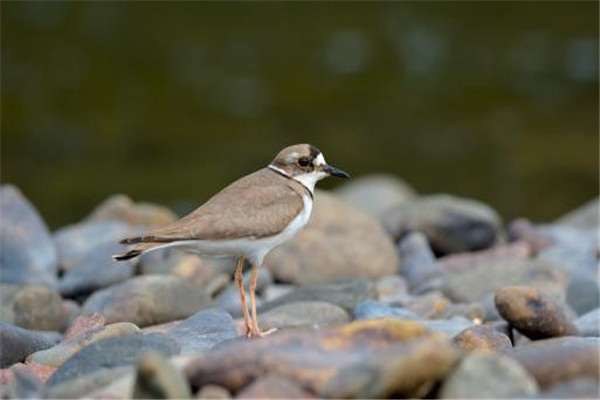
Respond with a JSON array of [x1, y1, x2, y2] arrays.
[[452, 325, 513, 354], [495, 286, 578, 339], [264, 191, 399, 284], [0, 185, 57, 287], [12, 285, 67, 331]]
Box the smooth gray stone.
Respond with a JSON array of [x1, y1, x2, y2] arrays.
[[574, 308, 599, 337], [354, 299, 418, 320], [258, 278, 375, 314], [58, 241, 135, 297], [397, 232, 439, 287], [166, 308, 237, 355], [420, 317, 474, 338], [47, 366, 134, 399], [0, 185, 57, 287], [566, 273, 600, 315], [47, 334, 179, 386], [0, 322, 61, 368], [132, 352, 192, 399]]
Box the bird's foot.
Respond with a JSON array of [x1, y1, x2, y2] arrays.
[[246, 326, 278, 339]]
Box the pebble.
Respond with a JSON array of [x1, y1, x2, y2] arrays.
[[374, 275, 410, 304], [334, 174, 415, 220], [53, 220, 132, 272], [397, 232, 439, 288], [258, 301, 350, 330], [0, 284, 67, 332], [494, 286, 578, 339], [82, 275, 212, 327], [554, 197, 599, 228], [404, 291, 450, 318], [384, 194, 502, 254], [451, 325, 513, 354], [196, 384, 231, 399], [132, 352, 191, 399], [85, 194, 177, 229], [440, 353, 539, 398], [185, 319, 456, 399], [264, 191, 399, 284], [46, 366, 133, 399], [509, 337, 599, 388], [215, 268, 272, 317], [0, 185, 57, 287], [573, 308, 599, 337], [258, 277, 375, 314], [566, 272, 600, 315], [353, 299, 418, 320], [28, 322, 140, 367], [419, 317, 474, 338], [0, 323, 61, 368], [235, 374, 315, 399], [165, 309, 238, 355], [441, 257, 568, 303], [538, 378, 600, 399], [58, 241, 135, 297], [47, 334, 179, 386]]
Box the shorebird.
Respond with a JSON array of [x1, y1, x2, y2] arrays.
[[114, 144, 349, 337]]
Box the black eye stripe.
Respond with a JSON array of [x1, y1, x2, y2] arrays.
[[298, 157, 310, 167]]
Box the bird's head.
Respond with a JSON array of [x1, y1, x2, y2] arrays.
[[268, 144, 350, 192]]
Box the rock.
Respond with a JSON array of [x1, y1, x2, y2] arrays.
[[494, 286, 578, 340], [554, 197, 599, 228], [264, 191, 399, 284], [334, 174, 415, 220], [258, 301, 350, 331], [185, 319, 456, 398], [0, 185, 57, 287], [538, 224, 598, 253], [419, 317, 474, 338], [64, 313, 105, 340], [451, 325, 513, 354], [397, 232, 439, 288], [12, 285, 66, 331], [353, 300, 418, 320], [573, 308, 599, 337], [132, 352, 191, 399], [375, 275, 410, 304], [196, 384, 231, 399], [384, 194, 502, 254], [86, 194, 177, 229], [539, 378, 600, 399], [439, 353, 538, 398], [82, 276, 212, 327], [404, 291, 450, 318], [47, 366, 133, 399], [0, 323, 60, 368], [28, 322, 140, 367], [566, 273, 600, 315], [437, 302, 486, 322], [0, 284, 21, 323], [259, 278, 375, 314], [215, 268, 272, 317], [53, 220, 132, 272], [507, 219, 552, 254], [61, 300, 81, 331], [442, 257, 568, 303], [235, 374, 315, 399], [436, 241, 532, 274], [58, 241, 135, 297], [262, 284, 295, 302], [166, 309, 237, 355], [7, 367, 46, 399], [47, 334, 179, 386], [88, 370, 136, 399], [538, 244, 598, 277], [509, 337, 599, 388]]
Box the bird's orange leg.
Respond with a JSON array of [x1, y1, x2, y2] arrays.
[[248, 264, 277, 338], [234, 256, 252, 335]]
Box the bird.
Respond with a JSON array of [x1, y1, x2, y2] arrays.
[[114, 144, 350, 338]]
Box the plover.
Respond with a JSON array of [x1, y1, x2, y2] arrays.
[[114, 144, 349, 337]]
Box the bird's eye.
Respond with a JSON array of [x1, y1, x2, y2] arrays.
[[298, 157, 310, 167]]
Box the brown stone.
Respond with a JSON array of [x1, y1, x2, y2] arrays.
[[64, 313, 105, 340], [235, 374, 315, 399], [494, 286, 578, 340], [452, 325, 513, 354], [509, 337, 599, 388], [86, 194, 177, 229], [264, 191, 399, 284], [185, 319, 457, 399]]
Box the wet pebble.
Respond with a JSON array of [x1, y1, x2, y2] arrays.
[[0, 185, 57, 287], [494, 286, 578, 340], [82, 276, 212, 327], [165, 309, 237, 355], [451, 325, 513, 354], [440, 353, 538, 398]]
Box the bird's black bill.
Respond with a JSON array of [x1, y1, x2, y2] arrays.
[[324, 164, 351, 179]]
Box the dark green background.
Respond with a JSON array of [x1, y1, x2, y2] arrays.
[[2, 2, 598, 228]]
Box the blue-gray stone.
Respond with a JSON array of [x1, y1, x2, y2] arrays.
[[0, 322, 61, 367], [398, 232, 439, 287], [354, 299, 418, 320], [0, 185, 57, 287], [166, 308, 237, 354]]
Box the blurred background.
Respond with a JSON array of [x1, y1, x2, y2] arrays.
[[2, 1, 598, 229]]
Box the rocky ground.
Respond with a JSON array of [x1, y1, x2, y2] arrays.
[[0, 176, 598, 399]]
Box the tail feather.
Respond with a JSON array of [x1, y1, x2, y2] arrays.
[[113, 249, 143, 261]]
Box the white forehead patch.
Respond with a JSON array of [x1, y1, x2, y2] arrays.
[[314, 153, 326, 166]]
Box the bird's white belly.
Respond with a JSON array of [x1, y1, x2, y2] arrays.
[[153, 193, 313, 266]]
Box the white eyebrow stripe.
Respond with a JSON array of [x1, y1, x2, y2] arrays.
[[314, 153, 326, 166]]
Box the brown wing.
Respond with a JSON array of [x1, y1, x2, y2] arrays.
[[120, 169, 304, 245]]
